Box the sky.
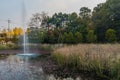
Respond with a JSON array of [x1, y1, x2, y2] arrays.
[[0, 0, 106, 29]]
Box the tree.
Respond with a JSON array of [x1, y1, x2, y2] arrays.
[[66, 12, 84, 33], [29, 13, 42, 28], [40, 12, 49, 28], [86, 30, 97, 43], [68, 32, 74, 43], [67, 12, 78, 29], [79, 7, 91, 19], [58, 33, 63, 43], [48, 12, 69, 28], [105, 29, 117, 42], [28, 29, 41, 43], [13, 27, 23, 37], [13, 28, 18, 37], [64, 32, 74, 44], [18, 27, 23, 35], [75, 32, 83, 43], [63, 32, 68, 43], [53, 29, 60, 43], [29, 12, 48, 28], [42, 30, 56, 44], [48, 32, 55, 44], [39, 31, 46, 43], [92, 0, 120, 42], [79, 7, 95, 31], [7, 30, 14, 38]]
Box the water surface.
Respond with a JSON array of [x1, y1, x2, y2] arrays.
[[0, 54, 90, 80], [0, 54, 47, 80]]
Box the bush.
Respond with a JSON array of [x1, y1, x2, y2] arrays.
[[0, 42, 16, 50], [86, 30, 97, 43], [75, 32, 83, 43], [105, 29, 117, 43]]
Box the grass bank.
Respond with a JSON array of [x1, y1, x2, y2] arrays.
[[52, 44, 120, 80], [39, 44, 65, 51], [0, 43, 17, 50]]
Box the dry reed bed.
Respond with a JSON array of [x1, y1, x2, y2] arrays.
[[52, 44, 120, 79]]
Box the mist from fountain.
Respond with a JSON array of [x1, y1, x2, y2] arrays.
[[20, 0, 40, 57], [22, 0, 29, 54]]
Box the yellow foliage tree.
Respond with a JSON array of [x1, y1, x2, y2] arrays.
[[2, 29, 7, 33], [8, 30, 14, 38], [18, 27, 23, 35], [1, 29, 7, 38], [13, 27, 18, 36], [13, 27, 23, 37]]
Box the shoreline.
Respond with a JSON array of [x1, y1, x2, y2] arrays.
[[40, 56, 109, 80], [0, 49, 50, 55], [0, 47, 112, 80]]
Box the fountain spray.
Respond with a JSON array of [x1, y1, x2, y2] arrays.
[[22, 0, 29, 53]]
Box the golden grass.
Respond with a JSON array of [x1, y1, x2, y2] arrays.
[[52, 44, 120, 79]]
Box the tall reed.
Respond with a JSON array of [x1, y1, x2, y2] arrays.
[[52, 44, 120, 79]]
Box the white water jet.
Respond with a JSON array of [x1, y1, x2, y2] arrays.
[[21, 0, 39, 56], [22, 0, 29, 54]]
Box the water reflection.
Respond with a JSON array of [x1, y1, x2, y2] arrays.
[[0, 54, 46, 80], [0, 54, 85, 80]]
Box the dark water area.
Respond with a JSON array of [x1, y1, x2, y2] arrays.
[[0, 54, 47, 80], [0, 53, 94, 80]]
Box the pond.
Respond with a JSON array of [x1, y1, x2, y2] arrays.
[[0, 53, 91, 80], [0, 53, 48, 80]]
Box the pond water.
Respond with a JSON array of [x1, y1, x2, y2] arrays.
[[0, 53, 89, 80], [0, 54, 47, 80]]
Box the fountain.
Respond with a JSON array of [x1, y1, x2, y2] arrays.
[[0, 0, 88, 79], [22, 0, 27, 54], [18, 0, 39, 57]]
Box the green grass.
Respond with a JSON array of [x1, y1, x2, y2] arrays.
[[0, 43, 16, 50], [40, 44, 64, 51]]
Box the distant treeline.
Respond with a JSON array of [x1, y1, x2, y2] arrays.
[[28, 0, 120, 44]]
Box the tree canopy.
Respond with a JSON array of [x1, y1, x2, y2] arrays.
[[27, 0, 120, 44]]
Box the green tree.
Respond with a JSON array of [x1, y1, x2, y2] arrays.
[[53, 29, 60, 43], [79, 7, 92, 41], [79, 7, 91, 19], [28, 29, 42, 43], [86, 30, 97, 43], [67, 12, 78, 31], [105, 29, 117, 42], [92, 0, 120, 42], [48, 12, 69, 28], [66, 12, 83, 33], [75, 32, 83, 43], [29, 12, 49, 30], [63, 32, 67, 43], [39, 31, 46, 43], [58, 33, 63, 43], [69, 32, 74, 43], [79, 7, 92, 27], [48, 33, 55, 44], [64, 32, 74, 44]]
